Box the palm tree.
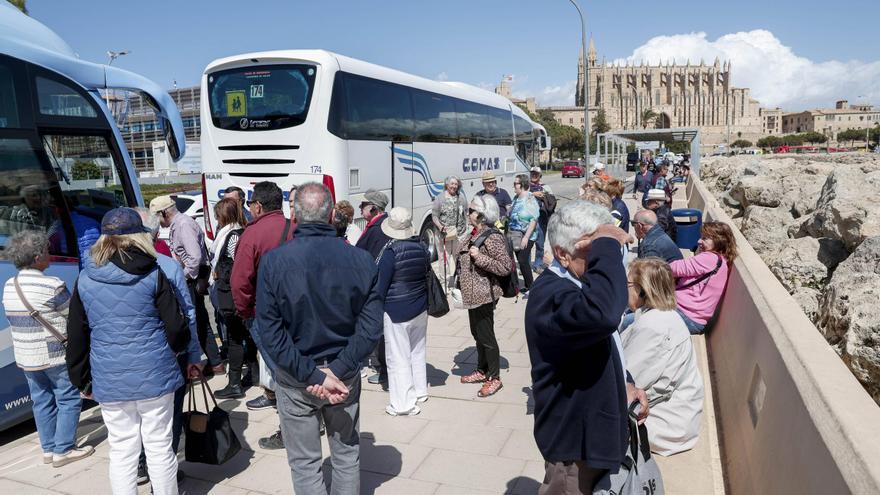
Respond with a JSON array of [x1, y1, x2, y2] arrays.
[[640, 108, 658, 129], [7, 0, 27, 14]]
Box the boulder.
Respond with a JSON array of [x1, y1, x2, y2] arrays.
[[803, 168, 880, 250], [768, 237, 848, 292], [739, 205, 794, 261], [791, 287, 821, 322], [730, 176, 782, 208], [779, 174, 826, 218], [818, 236, 880, 403]]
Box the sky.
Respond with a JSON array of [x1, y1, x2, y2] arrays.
[[26, 0, 880, 112]]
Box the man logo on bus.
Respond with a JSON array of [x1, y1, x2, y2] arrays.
[[239, 118, 249, 129], [461, 157, 500, 173]]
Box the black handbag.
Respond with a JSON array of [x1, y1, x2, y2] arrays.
[[183, 375, 241, 465], [426, 267, 450, 318]]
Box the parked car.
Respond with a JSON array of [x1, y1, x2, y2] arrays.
[[561, 160, 585, 178], [626, 152, 640, 171]]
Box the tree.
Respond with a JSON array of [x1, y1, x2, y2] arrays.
[[592, 109, 610, 136], [640, 108, 658, 129], [837, 128, 865, 147], [782, 134, 804, 146], [6, 0, 27, 14], [731, 139, 753, 149], [801, 131, 827, 144], [71, 160, 102, 180], [757, 136, 783, 149]]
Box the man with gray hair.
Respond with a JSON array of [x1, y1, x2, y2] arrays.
[[254, 182, 383, 494], [524, 201, 647, 492], [633, 209, 683, 263]]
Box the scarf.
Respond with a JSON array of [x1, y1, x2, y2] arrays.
[[210, 223, 243, 272]]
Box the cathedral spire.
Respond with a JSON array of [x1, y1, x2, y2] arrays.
[[587, 35, 597, 67], [713, 57, 720, 68]]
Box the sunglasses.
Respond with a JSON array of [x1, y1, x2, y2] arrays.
[[359, 202, 374, 210], [468, 208, 477, 215]]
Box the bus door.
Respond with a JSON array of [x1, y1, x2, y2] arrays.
[[391, 142, 414, 211]]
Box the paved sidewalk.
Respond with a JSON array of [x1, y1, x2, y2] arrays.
[[0, 199, 725, 494]]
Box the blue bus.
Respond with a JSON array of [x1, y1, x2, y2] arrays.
[[0, 3, 186, 431]]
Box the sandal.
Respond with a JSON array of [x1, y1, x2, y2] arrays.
[[460, 371, 487, 384], [478, 378, 503, 397]]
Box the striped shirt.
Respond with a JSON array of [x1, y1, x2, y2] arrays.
[[2, 269, 71, 371]]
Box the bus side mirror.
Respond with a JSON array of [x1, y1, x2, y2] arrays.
[[539, 135, 551, 151], [157, 115, 182, 161]]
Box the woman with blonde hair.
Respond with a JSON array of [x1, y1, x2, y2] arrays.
[[670, 222, 738, 334], [67, 208, 192, 495], [621, 257, 704, 456]]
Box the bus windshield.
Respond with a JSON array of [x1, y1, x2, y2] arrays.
[[208, 64, 317, 131]]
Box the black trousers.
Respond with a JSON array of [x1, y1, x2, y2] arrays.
[[186, 280, 222, 366], [515, 240, 535, 290], [468, 301, 500, 379], [224, 312, 257, 385]]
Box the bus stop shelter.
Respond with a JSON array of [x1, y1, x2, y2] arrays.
[[595, 127, 701, 177]]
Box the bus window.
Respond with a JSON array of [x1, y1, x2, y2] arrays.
[[208, 64, 316, 131], [342, 74, 414, 141], [513, 115, 533, 163], [455, 99, 489, 145], [487, 106, 513, 146], [412, 91, 457, 143], [0, 138, 75, 257], [0, 64, 20, 128], [35, 76, 97, 118], [41, 134, 130, 215]]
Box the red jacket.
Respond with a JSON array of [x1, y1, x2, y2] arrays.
[[231, 210, 295, 319]]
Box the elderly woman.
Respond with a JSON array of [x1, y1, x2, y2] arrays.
[[456, 194, 512, 398], [670, 222, 738, 334], [334, 200, 362, 243], [622, 257, 704, 456], [375, 207, 431, 416], [432, 175, 468, 288], [2, 231, 94, 467], [509, 174, 540, 295], [524, 201, 645, 492], [66, 208, 193, 495]]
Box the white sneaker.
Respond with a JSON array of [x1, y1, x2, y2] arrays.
[[42, 452, 53, 464], [385, 405, 421, 417], [416, 395, 429, 403], [52, 446, 95, 468]]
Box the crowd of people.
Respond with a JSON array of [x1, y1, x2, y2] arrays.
[[1, 161, 738, 494]]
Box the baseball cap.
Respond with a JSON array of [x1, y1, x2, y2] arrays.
[[101, 208, 150, 235], [646, 189, 667, 201], [592, 162, 605, 170], [149, 195, 175, 215], [529, 166, 542, 174]]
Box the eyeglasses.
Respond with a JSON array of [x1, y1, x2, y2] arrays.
[[246, 199, 260, 207], [468, 208, 477, 215]]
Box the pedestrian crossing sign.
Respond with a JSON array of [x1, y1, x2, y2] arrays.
[[226, 90, 246, 117]]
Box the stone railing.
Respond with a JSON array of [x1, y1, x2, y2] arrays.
[[687, 176, 880, 494]]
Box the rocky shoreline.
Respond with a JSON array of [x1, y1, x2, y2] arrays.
[[700, 153, 880, 404]]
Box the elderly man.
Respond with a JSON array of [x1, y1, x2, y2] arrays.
[[475, 171, 512, 219], [254, 182, 383, 495], [633, 210, 683, 263], [528, 166, 555, 272], [644, 189, 677, 242], [525, 201, 648, 493], [223, 186, 252, 222], [150, 195, 223, 373]]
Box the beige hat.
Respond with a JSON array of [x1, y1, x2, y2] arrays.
[[380, 207, 414, 240], [481, 171, 497, 182], [149, 195, 176, 215], [592, 162, 605, 171], [530, 166, 542, 175], [646, 189, 667, 201]]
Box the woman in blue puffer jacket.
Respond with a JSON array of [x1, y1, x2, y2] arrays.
[[66, 208, 191, 495]]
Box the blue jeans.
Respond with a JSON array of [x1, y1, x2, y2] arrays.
[[677, 309, 706, 335], [532, 223, 546, 269], [24, 365, 82, 454]]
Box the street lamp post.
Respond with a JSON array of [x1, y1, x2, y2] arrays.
[[104, 50, 130, 109], [568, 0, 590, 163]]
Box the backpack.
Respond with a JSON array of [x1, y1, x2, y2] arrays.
[[472, 228, 518, 298], [213, 228, 244, 318]]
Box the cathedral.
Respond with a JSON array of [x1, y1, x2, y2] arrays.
[[562, 38, 766, 147]]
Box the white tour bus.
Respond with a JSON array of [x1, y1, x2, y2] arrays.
[[199, 50, 548, 246]]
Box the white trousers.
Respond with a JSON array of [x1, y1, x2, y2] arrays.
[[101, 393, 177, 495], [383, 311, 428, 413]]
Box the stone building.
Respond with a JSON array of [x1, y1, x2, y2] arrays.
[[536, 38, 767, 149], [761, 107, 783, 135], [782, 100, 880, 138]]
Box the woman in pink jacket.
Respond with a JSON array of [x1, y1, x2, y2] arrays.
[[669, 222, 738, 334]]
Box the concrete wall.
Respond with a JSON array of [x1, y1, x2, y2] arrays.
[[687, 177, 880, 495]]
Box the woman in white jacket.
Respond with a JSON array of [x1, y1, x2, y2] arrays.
[[621, 257, 704, 456]]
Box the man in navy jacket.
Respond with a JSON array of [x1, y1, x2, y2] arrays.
[[255, 182, 382, 494], [525, 201, 648, 493], [633, 210, 684, 263]]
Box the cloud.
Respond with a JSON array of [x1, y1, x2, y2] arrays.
[[534, 80, 577, 106], [614, 30, 880, 110], [435, 71, 449, 81]]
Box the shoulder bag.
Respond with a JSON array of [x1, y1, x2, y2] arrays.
[[184, 373, 241, 465], [678, 254, 723, 290], [13, 276, 67, 349], [593, 402, 665, 495]]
